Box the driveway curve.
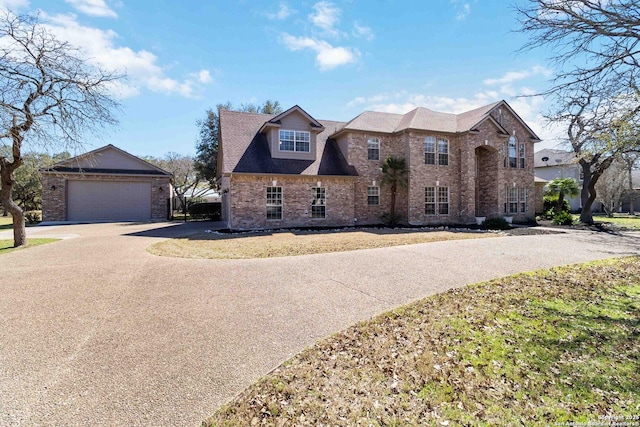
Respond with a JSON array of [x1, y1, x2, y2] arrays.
[[1, 222, 638, 426]]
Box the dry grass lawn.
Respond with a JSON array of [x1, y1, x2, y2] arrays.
[[206, 256, 640, 426], [148, 228, 498, 259]]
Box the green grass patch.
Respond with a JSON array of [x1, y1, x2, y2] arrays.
[[0, 238, 59, 254], [572, 213, 640, 230], [0, 215, 12, 230], [205, 257, 640, 426]]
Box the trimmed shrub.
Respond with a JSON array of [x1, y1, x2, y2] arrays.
[[542, 195, 570, 219], [552, 211, 574, 225], [188, 202, 221, 221], [483, 217, 511, 230], [24, 211, 40, 224]]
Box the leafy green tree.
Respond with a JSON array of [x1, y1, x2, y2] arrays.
[[380, 156, 408, 226], [546, 178, 580, 214], [0, 13, 121, 247], [194, 100, 283, 190]]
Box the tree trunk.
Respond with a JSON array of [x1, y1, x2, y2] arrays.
[[629, 165, 635, 215], [390, 183, 397, 220], [557, 190, 565, 213], [1, 168, 26, 247], [579, 162, 594, 224]]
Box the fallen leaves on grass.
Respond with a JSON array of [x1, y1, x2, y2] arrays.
[[148, 228, 498, 259], [204, 257, 640, 426]]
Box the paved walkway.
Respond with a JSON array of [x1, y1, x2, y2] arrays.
[[1, 222, 638, 426]]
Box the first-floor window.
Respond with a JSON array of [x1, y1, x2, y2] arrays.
[[367, 186, 380, 205], [505, 186, 518, 214], [520, 188, 527, 213], [312, 187, 326, 218], [425, 186, 449, 215], [425, 187, 435, 215], [438, 186, 449, 215], [266, 186, 282, 220]]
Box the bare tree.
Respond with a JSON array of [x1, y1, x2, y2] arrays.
[[0, 12, 122, 246], [595, 160, 628, 217], [516, 0, 640, 98], [145, 153, 207, 212], [621, 151, 640, 214], [545, 85, 640, 223]]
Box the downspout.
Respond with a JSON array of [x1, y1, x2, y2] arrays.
[[227, 173, 232, 229]]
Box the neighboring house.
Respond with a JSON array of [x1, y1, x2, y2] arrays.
[[534, 148, 584, 212], [218, 101, 540, 230], [41, 144, 173, 222], [620, 169, 640, 213]]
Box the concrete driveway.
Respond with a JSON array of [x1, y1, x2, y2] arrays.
[[1, 222, 639, 426]]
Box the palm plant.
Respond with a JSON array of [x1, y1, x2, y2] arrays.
[[381, 156, 408, 225], [547, 177, 580, 213]]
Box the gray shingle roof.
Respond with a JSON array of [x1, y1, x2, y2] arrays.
[[534, 149, 577, 167], [338, 100, 505, 134], [220, 100, 540, 177], [219, 109, 354, 176]]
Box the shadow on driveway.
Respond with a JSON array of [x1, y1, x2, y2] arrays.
[[123, 221, 226, 239]]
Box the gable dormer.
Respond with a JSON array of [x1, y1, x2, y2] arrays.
[[259, 105, 325, 161]]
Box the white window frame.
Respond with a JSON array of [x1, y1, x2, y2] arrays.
[[311, 187, 326, 218], [424, 137, 435, 165], [266, 186, 283, 220], [367, 137, 380, 160], [508, 136, 518, 168], [505, 186, 518, 214], [438, 138, 449, 166], [367, 186, 380, 206], [519, 142, 525, 169], [279, 130, 310, 153], [424, 136, 449, 166], [425, 186, 449, 215], [520, 188, 527, 213]]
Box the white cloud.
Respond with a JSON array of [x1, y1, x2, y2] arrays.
[[65, 0, 117, 18], [267, 2, 293, 20], [346, 66, 564, 148], [352, 22, 374, 41], [483, 65, 552, 85], [451, 0, 472, 21], [196, 69, 212, 84], [280, 33, 357, 71], [309, 1, 341, 36], [41, 13, 212, 98], [0, 0, 29, 10]]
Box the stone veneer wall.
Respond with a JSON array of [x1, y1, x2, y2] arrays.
[[41, 173, 171, 221], [229, 174, 356, 229]]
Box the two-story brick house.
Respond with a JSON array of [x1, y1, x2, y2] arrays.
[[218, 101, 540, 230]]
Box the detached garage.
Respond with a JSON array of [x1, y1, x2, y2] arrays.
[[41, 145, 173, 222]]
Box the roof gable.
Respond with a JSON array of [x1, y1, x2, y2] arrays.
[[48, 144, 172, 175], [259, 105, 325, 133]]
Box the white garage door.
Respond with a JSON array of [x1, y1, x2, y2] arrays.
[[67, 180, 152, 221]]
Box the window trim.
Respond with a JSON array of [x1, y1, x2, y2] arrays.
[[425, 185, 449, 216], [311, 187, 326, 219], [266, 186, 283, 220], [519, 142, 525, 169], [279, 129, 310, 153], [367, 137, 380, 160], [508, 135, 517, 168], [424, 136, 449, 166], [367, 186, 380, 206]]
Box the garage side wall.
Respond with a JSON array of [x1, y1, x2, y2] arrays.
[[42, 173, 171, 221]]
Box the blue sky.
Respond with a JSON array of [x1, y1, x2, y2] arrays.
[[2, 0, 562, 158]]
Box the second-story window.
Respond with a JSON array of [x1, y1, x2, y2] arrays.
[[368, 137, 380, 160], [519, 142, 525, 168], [424, 137, 435, 165], [279, 130, 310, 152], [424, 136, 449, 165], [508, 135, 517, 168], [438, 138, 449, 166]]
